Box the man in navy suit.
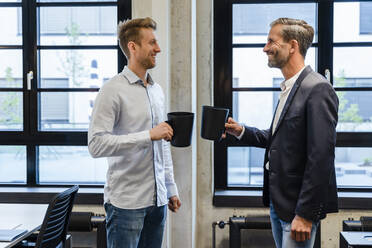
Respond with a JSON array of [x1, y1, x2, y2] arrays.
[[225, 18, 339, 248]]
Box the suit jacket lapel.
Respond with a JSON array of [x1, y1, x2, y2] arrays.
[[271, 66, 313, 137]]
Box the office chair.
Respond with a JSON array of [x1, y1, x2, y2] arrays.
[[20, 185, 79, 248]]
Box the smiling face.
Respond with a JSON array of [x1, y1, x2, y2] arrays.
[[263, 24, 291, 69], [135, 28, 161, 70]]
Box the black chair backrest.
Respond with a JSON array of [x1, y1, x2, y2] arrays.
[[35, 185, 79, 248]]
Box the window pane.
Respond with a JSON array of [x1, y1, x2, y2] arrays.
[[228, 147, 372, 188], [39, 146, 107, 184], [39, 49, 117, 88], [334, 2, 372, 42], [336, 147, 372, 187], [0, 146, 26, 184], [0, 7, 22, 45], [40, 92, 97, 131], [228, 147, 264, 186], [233, 91, 278, 130], [233, 3, 317, 44], [38, 6, 117, 45], [334, 47, 372, 132], [335, 91, 372, 132], [334, 47, 372, 87], [0, 92, 23, 130], [233, 48, 316, 88], [0, 50, 23, 88]]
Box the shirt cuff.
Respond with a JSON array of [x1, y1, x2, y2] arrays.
[[166, 183, 179, 199], [134, 130, 152, 145], [236, 125, 245, 140]]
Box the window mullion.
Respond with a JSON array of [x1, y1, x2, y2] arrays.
[[27, 145, 37, 186], [118, 0, 131, 71], [317, 0, 334, 84], [23, 0, 38, 186], [214, 0, 231, 189]]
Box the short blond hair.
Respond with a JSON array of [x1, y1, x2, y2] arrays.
[[117, 17, 157, 59]]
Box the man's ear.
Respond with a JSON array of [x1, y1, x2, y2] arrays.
[[290, 39, 299, 54], [127, 41, 136, 55]]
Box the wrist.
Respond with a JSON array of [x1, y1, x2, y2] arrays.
[[149, 130, 154, 140], [295, 215, 311, 224], [238, 126, 243, 135], [235, 125, 245, 140]]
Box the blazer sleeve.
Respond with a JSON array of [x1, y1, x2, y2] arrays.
[[239, 126, 270, 148], [295, 82, 339, 221]]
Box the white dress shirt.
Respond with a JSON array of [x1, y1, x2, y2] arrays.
[[88, 66, 178, 209], [272, 66, 305, 135], [264, 66, 306, 170]]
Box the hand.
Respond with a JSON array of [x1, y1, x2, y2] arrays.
[[291, 215, 312, 242], [168, 196, 181, 213], [222, 117, 243, 138], [150, 122, 173, 141]]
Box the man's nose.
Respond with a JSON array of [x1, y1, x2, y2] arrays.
[[263, 43, 269, 53], [155, 44, 161, 53]]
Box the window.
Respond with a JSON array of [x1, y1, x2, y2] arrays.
[[0, 0, 130, 186], [214, 0, 372, 204], [0, 146, 26, 183], [38, 7, 116, 36]]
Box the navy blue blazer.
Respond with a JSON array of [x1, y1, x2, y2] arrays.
[[240, 66, 339, 222]]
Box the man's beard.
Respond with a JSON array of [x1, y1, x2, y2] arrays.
[[140, 57, 155, 70], [267, 52, 289, 69]]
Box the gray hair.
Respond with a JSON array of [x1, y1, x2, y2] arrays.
[[270, 18, 314, 58]]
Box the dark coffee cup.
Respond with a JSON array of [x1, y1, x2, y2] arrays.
[[201, 105, 229, 141], [166, 112, 194, 147]]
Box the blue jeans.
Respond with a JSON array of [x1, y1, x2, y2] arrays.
[[270, 202, 319, 248], [104, 203, 166, 248]]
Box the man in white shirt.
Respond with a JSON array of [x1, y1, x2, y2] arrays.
[[88, 17, 181, 248], [224, 18, 338, 248]]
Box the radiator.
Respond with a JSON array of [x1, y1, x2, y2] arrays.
[[68, 212, 107, 248]]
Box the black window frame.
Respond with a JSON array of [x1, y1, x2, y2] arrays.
[[214, 0, 372, 208], [0, 0, 131, 188]]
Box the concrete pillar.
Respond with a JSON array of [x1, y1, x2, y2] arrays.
[[168, 0, 196, 247]]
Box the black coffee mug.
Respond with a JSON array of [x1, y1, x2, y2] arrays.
[[201, 105, 229, 141], [166, 112, 194, 147]]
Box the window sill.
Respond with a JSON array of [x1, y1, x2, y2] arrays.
[[213, 190, 372, 209], [0, 187, 103, 205]]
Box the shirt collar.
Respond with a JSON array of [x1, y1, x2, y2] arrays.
[[122, 66, 154, 86], [280, 66, 306, 92]]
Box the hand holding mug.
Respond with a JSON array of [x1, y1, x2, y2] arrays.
[[223, 117, 243, 138], [150, 122, 173, 141]]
